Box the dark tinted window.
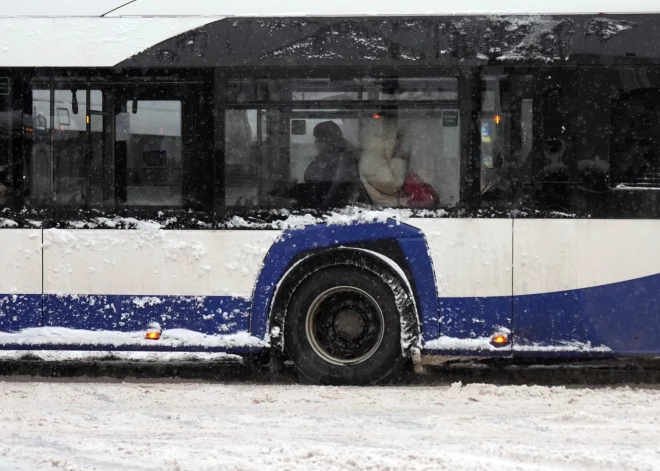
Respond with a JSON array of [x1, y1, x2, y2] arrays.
[[0, 76, 17, 208], [479, 69, 577, 212], [611, 89, 660, 188], [576, 67, 660, 218], [28, 80, 88, 206]]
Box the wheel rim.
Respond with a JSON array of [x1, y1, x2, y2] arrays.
[[305, 286, 385, 366]]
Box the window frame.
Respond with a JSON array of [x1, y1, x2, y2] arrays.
[[20, 70, 214, 222], [220, 66, 474, 214]]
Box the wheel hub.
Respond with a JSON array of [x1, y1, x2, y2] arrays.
[[333, 309, 366, 342], [305, 286, 385, 366]]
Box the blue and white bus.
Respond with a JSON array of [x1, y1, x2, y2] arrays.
[[1, 1, 660, 384]]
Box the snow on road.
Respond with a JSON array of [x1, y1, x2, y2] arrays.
[[0, 381, 658, 471]]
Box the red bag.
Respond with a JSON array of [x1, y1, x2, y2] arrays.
[[402, 173, 440, 207]]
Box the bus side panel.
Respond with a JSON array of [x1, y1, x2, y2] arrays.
[[0, 229, 42, 332], [513, 219, 660, 354], [42, 229, 279, 336], [407, 219, 513, 348]]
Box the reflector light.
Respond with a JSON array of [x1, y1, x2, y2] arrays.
[[495, 115, 502, 125], [492, 334, 507, 344], [491, 331, 509, 346], [86, 115, 90, 125], [145, 331, 161, 340]]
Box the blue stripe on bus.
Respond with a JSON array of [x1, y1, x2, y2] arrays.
[[3, 273, 659, 355], [0, 294, 42, 332], [439, 295, 512, 340], [44, 294, 250, 335], [514, 272, 660, 354]]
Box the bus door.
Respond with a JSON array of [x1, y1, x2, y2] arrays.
[[481, 67, 600, 351]]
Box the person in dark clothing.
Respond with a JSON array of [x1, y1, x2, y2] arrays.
[[304, 121, 352, 183], [303, 121, 366, 206], [0, 163, 13, 206]]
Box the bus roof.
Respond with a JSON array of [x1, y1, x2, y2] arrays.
[[2, 0, 660, 17]]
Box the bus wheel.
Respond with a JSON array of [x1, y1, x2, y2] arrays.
[[284, 265, 407, 385]]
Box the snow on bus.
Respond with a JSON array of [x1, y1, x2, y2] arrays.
[[1, 6, 660, 384]]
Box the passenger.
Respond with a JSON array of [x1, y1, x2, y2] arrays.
[[358, 114, 410, 206], [359, 113, 439, 207], [303, 121, 364, 207], [0, 164, 12, 206], [304, 121, 354, 184]]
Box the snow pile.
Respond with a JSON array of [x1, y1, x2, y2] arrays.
[[64, 216, 178, 230], [425, 335, 511, 352], [224, 206, 436, 231], [514, 341, 612, 353], [444, 16, 572, 64], [425, 335, 612, 353], [493, 16, 569, 63], [0, 327, 265, 348], [614, 184, 660, 191], [0, 217, 18, 228], [586, 18, 635, 41], [0, 350, 240, 362], [132, 297, 164, 308]]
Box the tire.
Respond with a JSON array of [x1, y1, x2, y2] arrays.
[[284, 265, 408, 385]]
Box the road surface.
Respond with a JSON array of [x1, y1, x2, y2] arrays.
[[0, 380, 658, 470]]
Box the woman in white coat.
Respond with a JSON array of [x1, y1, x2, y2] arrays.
[[358, 113, 411, 207]]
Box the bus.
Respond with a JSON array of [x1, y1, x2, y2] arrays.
[[1, 1, 660, 384]]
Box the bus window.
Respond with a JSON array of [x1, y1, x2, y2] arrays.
[[224, 109, 264, 208], [87, 89, 114, 207], [480, 74, 535, 203], [0, 78, 16, 208], [116, 100, 183, 207], [611, 89, 660, 188], [224, 76, 461, 209], [480, 70, 576, 211], [28, 80, 87, 206]]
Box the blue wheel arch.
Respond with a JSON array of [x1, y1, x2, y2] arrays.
[[248, 220, 440, 343]]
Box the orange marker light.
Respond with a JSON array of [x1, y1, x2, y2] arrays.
[[145, 331, 161, 340], [86, 115, 90, 125], [492, 334, 508, 344], [495, 115, 502, 125], [373, 113, 382, 119]]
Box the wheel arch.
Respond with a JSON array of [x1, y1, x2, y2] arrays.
[[249, 221, 439, 347]]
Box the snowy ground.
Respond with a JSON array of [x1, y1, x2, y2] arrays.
[[0, 380, 659, 471]]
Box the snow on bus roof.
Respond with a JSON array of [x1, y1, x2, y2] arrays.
[[0, 1, 657, 67], [0, 17, 221, 67], [1, 0, 659, 17]]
